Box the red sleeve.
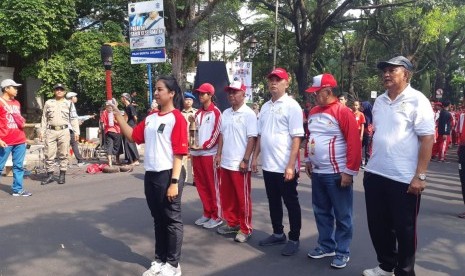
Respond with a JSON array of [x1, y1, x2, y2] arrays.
[[131, 118, 146, 144], [359, 113, 366, 125], [338, 107, 362, 174], [202, 107, 222, 149], [171, 111, 189, 155]]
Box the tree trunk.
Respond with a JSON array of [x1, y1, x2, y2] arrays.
[[347, 58, 356, 101], [294, 51, 312, 96]]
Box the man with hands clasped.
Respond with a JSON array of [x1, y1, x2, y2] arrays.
[[304, 73, 361, 269]]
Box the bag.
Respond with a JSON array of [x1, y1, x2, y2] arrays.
[[11, 113, 26, 129], [0, 97, 25, 129], [86, 163, 108, 174]]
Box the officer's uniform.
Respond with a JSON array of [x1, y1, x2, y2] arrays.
[[40, 98, 79, 173]]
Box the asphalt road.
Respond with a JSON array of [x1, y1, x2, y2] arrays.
[[1, 150, 464, 276]]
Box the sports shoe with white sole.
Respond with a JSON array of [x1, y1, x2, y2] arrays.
[[142, 260, 164, 276], [12, 190, 32, 197], [159, 263, 181, 276], [234, 230, 252, 243], [307, 247, 336, 259], [203, 218, 223, 229], [194, 216, 210, 226], [362, 266, 394, 276], [330, 255, 350, 268], [217, 224, 240, 235]]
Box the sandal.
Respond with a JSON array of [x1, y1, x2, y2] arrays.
[[458, 212, 465, 219]]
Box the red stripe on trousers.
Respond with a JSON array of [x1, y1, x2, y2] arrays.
[[219, 168, 252, 234], [192, 155, 220, 219]]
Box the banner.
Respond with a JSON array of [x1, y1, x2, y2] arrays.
[[232, 62, 253, 102], [131, 49, 166, 64], [128, 0, 165, 50]]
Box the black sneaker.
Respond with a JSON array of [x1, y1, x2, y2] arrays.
[[259, 233, 287, 246], [281, 240, 299, 256]]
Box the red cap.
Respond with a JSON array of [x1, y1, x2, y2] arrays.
[[305, 73, 338, 93], [195, 83, 215, 95], [435, 102, 443, 107], [267, 68, 289, 81], [224, 80, 246, 92]]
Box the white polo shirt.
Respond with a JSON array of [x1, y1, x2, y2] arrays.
[[220, 103, 258, 171], [365, 85, 435, 184], [258, 93, 305, 173]]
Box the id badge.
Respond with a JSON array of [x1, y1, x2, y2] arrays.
[[157, 123, 166, 133]]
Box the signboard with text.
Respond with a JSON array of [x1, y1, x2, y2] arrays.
[[128, 0, 165, 50], [232, 62, 253, 102], [131, 49, 166, 64]]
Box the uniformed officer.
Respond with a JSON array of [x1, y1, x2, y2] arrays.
[[39, 84, 79, 185]]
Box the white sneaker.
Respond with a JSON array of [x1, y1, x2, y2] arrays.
[[203, 218, 223, 229], [142, 260, 164, 276], [194, 216, 210, 226], [159, 263, 181, 276], [362, 266, 394, 276]]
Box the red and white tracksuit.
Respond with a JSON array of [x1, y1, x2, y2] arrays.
[[191, 103, 222, 220], [218, 104, 257, 234]]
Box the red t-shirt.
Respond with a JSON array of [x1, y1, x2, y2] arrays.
[[354, 110, 366, 130], [0, 99, 27, 146]]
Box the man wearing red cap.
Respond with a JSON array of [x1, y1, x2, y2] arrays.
[[191, 83, 223, 229], [252, 68, 304, 256], [304, 73, 361, 269], [215, 80, 257, 243]]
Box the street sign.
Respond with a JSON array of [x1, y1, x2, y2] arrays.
[[130, 49, 166, 64]]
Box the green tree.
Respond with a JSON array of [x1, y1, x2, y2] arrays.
[[0, 0, 76, 58]]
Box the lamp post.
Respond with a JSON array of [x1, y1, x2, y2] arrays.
[[273, 0, 279, 69], [100, 44, 113, 100]]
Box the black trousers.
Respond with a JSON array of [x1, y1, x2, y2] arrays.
[[262, 170, 302, 241], [457, 145, 465, 205], [363, 172, 421, 276], [70, 130, 84, 161], [105, 132, 122, 155], [145, 167, 186, 267], [123, 136, 139, 163], [362, 133, 372, 164]]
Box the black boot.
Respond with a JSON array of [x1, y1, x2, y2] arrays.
[[58, 171, 66, 184], [41, 172, 54, 185]]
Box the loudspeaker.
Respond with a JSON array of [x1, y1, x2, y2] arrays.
[[194, 61, 230, 112]]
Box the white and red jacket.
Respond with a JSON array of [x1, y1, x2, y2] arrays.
[[306, 100, 361, 175], [132, 109, 188, 172], [0, 99, 26, 146], [190, 103, 221, 157]]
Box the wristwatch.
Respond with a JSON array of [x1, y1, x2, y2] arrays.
[[171, 178, 179, 184], [417, 173, 426, 181]]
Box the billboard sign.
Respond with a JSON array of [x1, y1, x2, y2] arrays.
[[128, 0, 165, 50], [232, 62, 253, 102]]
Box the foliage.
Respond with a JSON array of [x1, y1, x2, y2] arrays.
[[0, 0, 76, 58]]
